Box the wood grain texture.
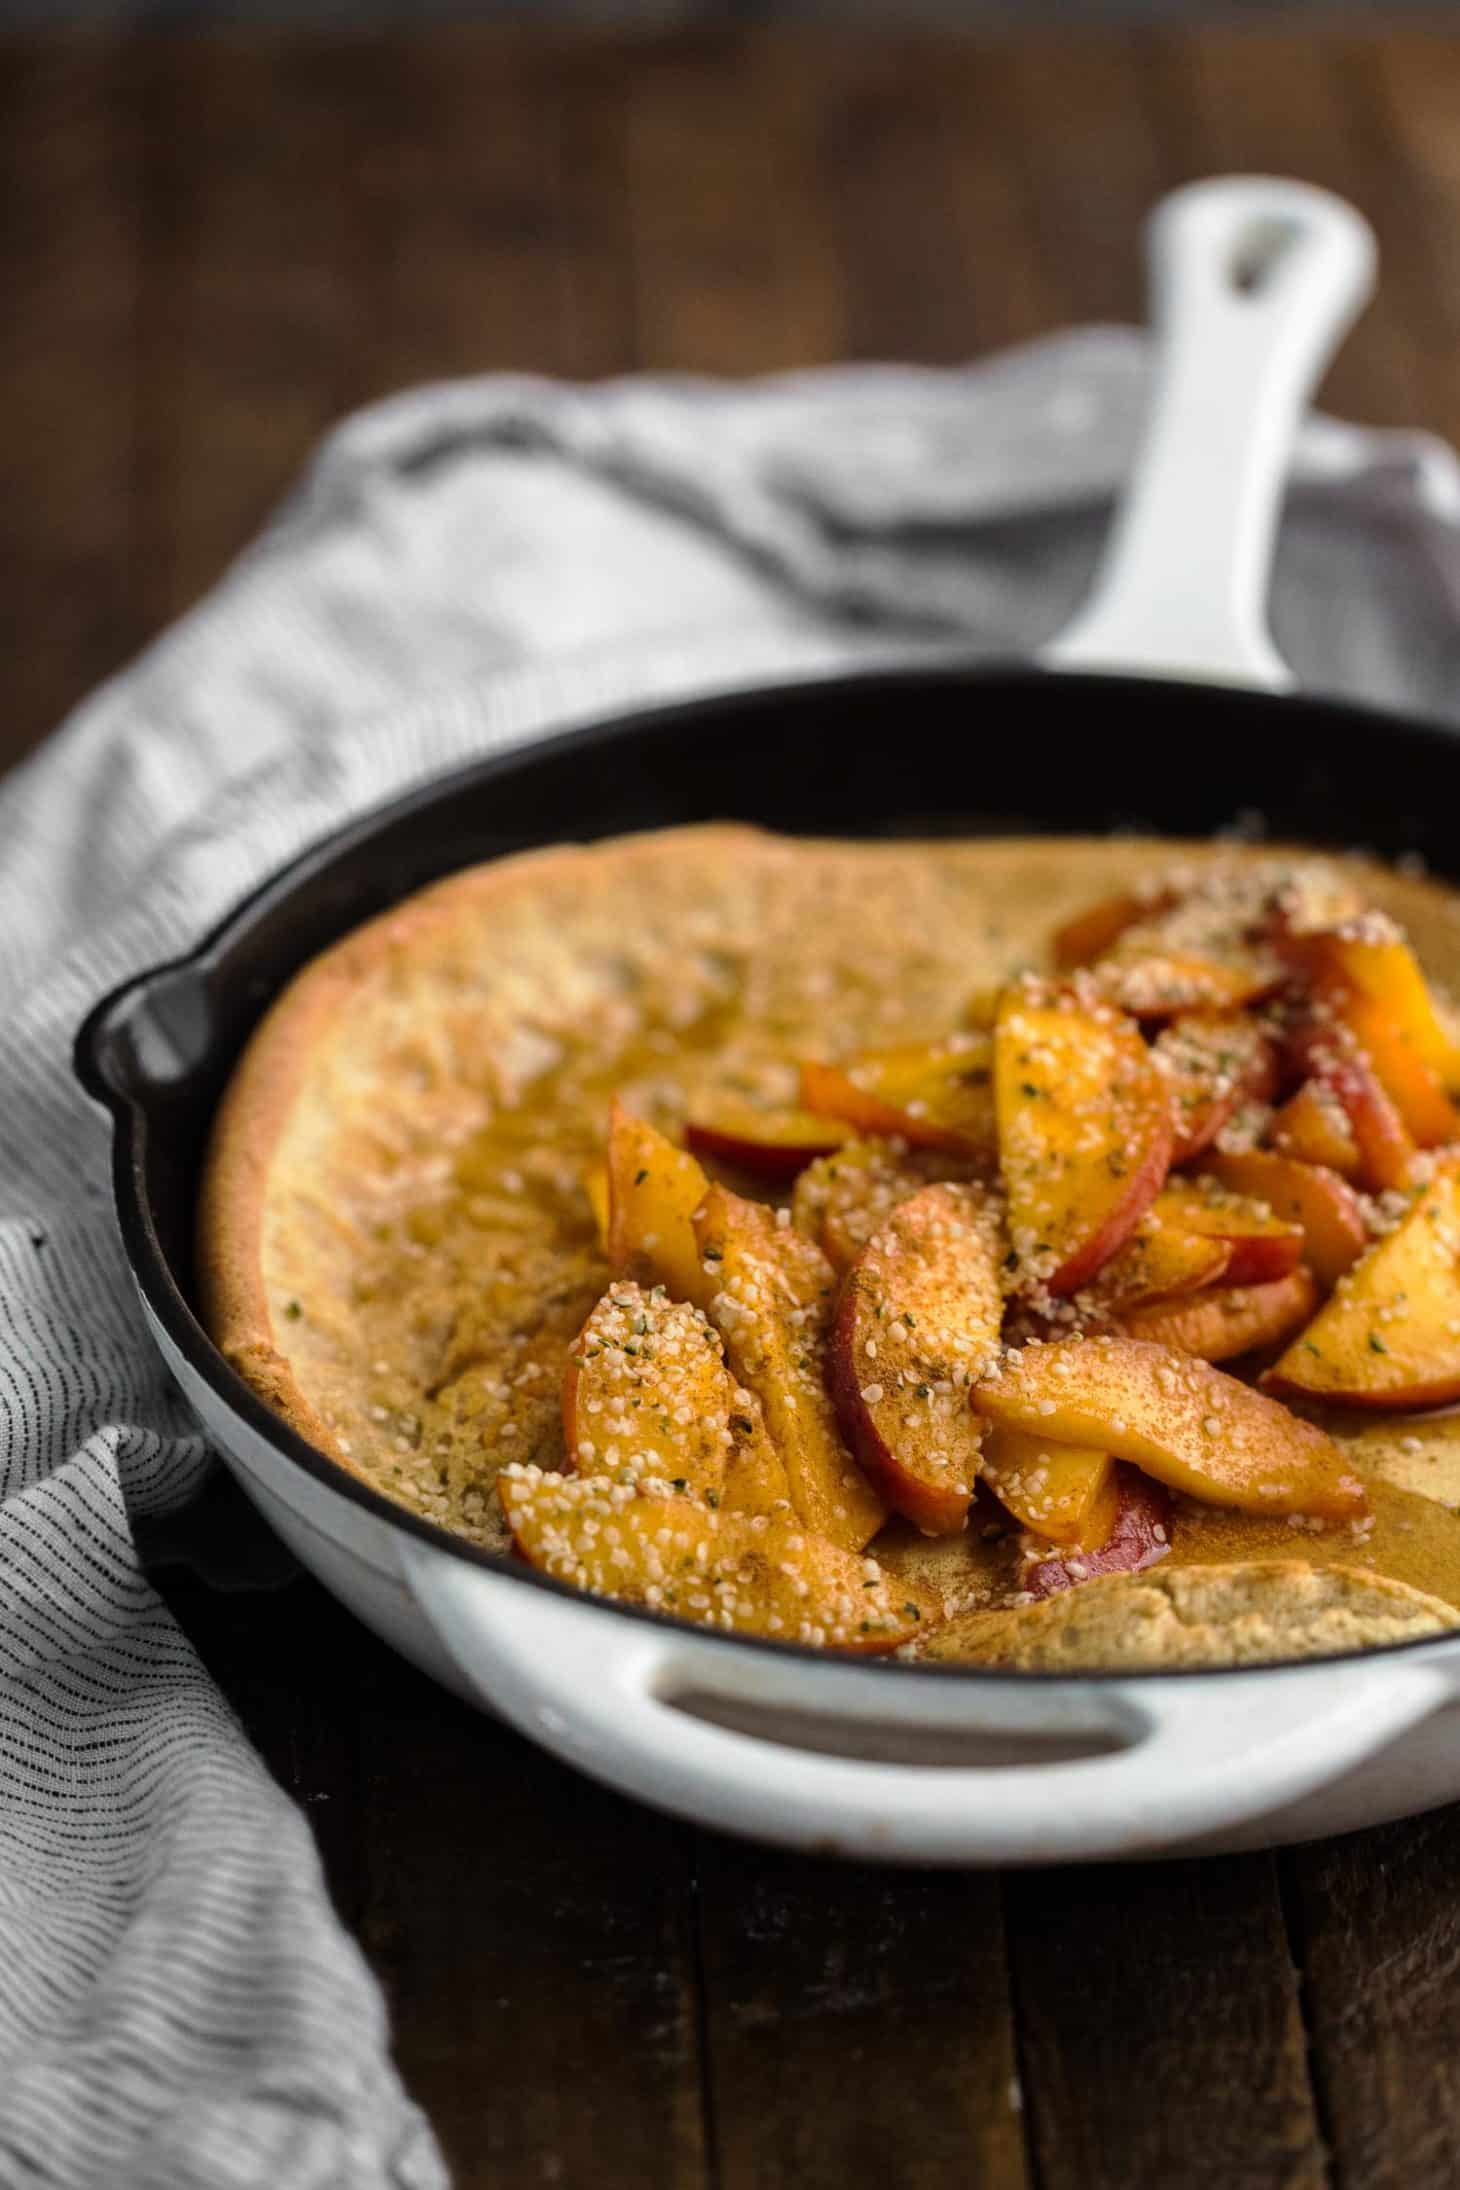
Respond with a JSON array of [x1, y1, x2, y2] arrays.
[[19, 22, 1460, 2189], [1283, 1811, 1460, 2190], [1005, 1855, 1326, 2190], [697, 1835, 1028, 2190]]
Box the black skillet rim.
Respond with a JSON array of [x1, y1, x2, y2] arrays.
[[74, 660, 1460, 1692]]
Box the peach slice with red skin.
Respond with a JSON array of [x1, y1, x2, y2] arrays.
[[1263, 1163, 1460, 1411], [1021, 1466, 1174, 1600], [561, 1279, 787, 1510], [799, 1035, 996, 1159], [980, 1424, 1116, 1549], [1201, 1149, 1368, 1289], [684, 1103, 853, 1181], [1323, 988, 1458, 1148], [1075, 1212, 1230, 1314], [1093, 951, 1283, 1020], [1116, 1267, 1319, 1362], [1152, 1180, 1304, 1285], [994, 983, 1173, 1296], [1269, 1079, 1362, 1179], [1153, 1012, 1279, 1165], [829, 1183, 1004, 1536], [972, 1336, 1365, 1521], [1280, 919, 1460, 1088], [605, 1103, 714, 1309], [1051, 890, 1177, 972], [498, 1470, 934, 1653], [1286, 1014, 1417, 1194], [693, 1184, 886, 1551]]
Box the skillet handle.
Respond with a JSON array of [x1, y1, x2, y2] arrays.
[[1045, 175, 1376, 691], [399, 1538, 1452, 1865]]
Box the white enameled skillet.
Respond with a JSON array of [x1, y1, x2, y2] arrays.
[[78, 177, 1460, 1865]]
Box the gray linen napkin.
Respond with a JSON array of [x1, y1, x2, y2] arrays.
[[4, 330, 1460, 2188]]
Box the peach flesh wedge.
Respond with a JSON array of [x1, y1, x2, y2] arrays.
[[684, 1102, 853, 1181], [799, 1035, 997, 1158], [1268, 1079, 1362, 1180], [1153, 1181, 1304, 1286], [994, 985, 1173, 1296], [1153, 1012, 1277, 1165], [1075, 1213, 1230, 1316], [605, 1103, 713, 1311], [1020, 1466, 1174, 1600], [693, 1184, 887, 1551], [1201, 1149, 1367, 1290], [1092, 950, 1280, 1019], [561, 1279, 787, 1510], [1263, 1163, 1460, 1411], [1051, 890, 1175, 972], [1116, 1267, 1319, 1363], [1287, 1016, 1417, 1195], [972, 1336, 1365, 1521], [1281, 922, 1460, 1088], [1322, 987, 1459, 1148], [829, 1183, 1004, 1536], [791, 1140, 946, 1276], [979, 1424, 1116, 1549], [497, 1470, 933, 1654]]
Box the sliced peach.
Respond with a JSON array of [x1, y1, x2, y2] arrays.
[[1116, 1268, 1318, 1362], [1153, 1012, 1279, 1165], [1269, 1079, 1362, 1179], [1021, 1466, 1174, 1600], [1052, 889, 1176, 971], [800, 1035, 997, 1159], [721, 1396, 791, 1517], [1287, 1015, 1417, 1194], [1201, 1149, 1368, 1289], [829, 1183, 1004, 1536], [792, 1139, 929, 1274], [980, 1425, 1116, 1549], [583, 1162, 610, 1250], [684, 1102, 853, 1181], [994, 983, 1172, 1295], [498, 1469, 933, 1653], [1093, 950, 1282, 1020], [973, 1336, 1365, 1520], [693, 1184, 886, 1551], [1077, 1212, 1231, 1313], [1281, 920, 1460, 1087], [605, 1103, 713, 1309], [1153, 1179, 1304, 1285], [1323, 988, 1459, 1148], [561, 1280, 785, 1514], [1263, 1163, 1460, 1411]]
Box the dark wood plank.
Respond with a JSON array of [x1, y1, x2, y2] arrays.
[[368, 26, 636, 390], [1004, 1854, 1327, 2190], [133, 29, 381, 632], [697, 1833, 1028, 2190], [623, 29, 845, 371], [356, 1655, 709, 2190], [0, 34, 145, 770], [994, 31, 1170, 332], [1283, 1812, 1460, 2190]]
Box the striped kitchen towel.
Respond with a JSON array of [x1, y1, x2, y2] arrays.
[[3, 333, 1460, 2187]]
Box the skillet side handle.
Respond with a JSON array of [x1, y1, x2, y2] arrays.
[[399, 1538, 1451, 1866], [1045, 176, 1376, 692]]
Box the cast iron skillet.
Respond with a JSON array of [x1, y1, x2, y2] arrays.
[[72, 181, 1460, 1864]]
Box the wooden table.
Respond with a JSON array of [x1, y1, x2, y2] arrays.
[[10, 23, 1460, 2186]]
